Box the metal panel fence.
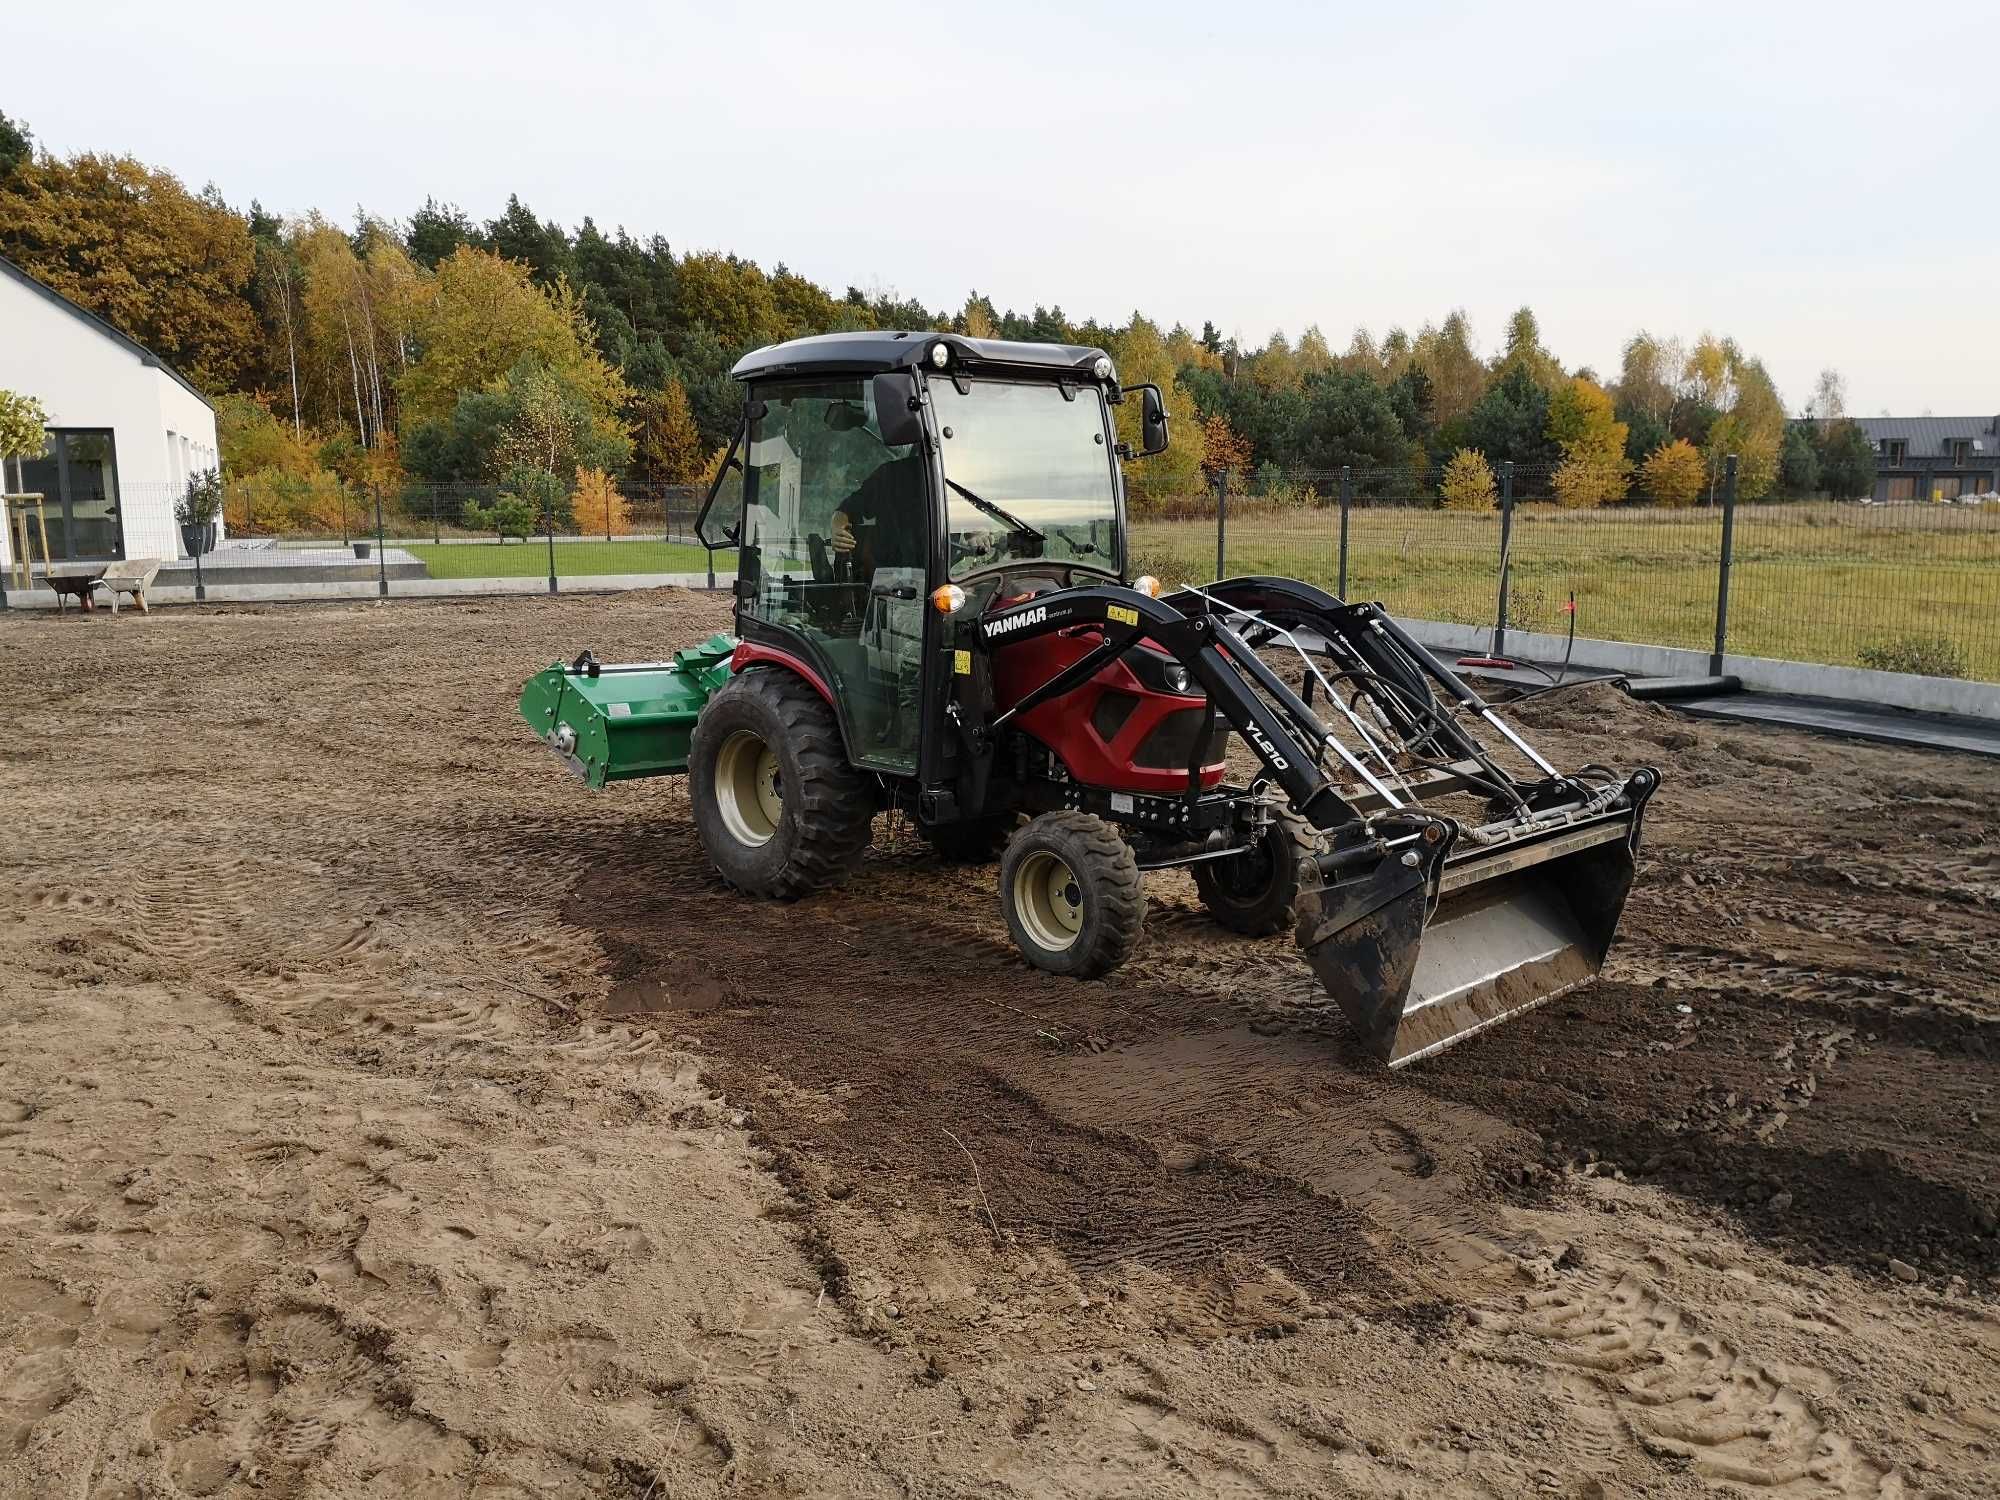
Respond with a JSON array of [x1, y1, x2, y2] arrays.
[[10, 467, 1996, 686], [188, 481, 730, 596], [1128, 461, 2000, 683]]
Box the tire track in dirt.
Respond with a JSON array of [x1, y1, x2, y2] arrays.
[[562, 811, 1555, 1322], [1420, 979, 2000, 1282], [1467, 1262, 1906, 1496]]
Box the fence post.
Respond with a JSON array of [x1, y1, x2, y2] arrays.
[[1492, 461, 1515, 657], [339, 488, 350, 547], [1214, 468, 1228, 581], [1337, 466, 1352, 599], [431, 488, 441, 546], [704, 486, 716, 592], [1710, 455, 1738, 675], [545, 508, 559, 596], [374, 486, 389, 598]]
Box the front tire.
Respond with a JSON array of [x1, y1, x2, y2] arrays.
[[1193, 805, 1318, 935], [1000, 812, 1144, 978], [689, 671, 872, 898]]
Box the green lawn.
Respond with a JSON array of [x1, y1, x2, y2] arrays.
[[1129, 501, 2000, 681], [401, 539, 730, 579]]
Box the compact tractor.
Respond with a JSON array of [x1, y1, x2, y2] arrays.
[[520, 333, 1659, 1066]]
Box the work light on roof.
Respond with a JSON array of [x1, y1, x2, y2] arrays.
[[929, 341, 950, 369], [1093, 355, 1114, 381]]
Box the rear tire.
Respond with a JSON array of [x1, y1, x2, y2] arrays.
[[1194, 805, 1318, 936], [1000, 812, 1144, 978], [689, 670, 872, 898], [919, 813, 1018, 864]]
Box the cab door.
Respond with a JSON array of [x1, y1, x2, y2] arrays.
[[708, 379, 930, 773]]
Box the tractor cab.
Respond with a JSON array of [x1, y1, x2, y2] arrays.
[[695, 333, 1167, 779]]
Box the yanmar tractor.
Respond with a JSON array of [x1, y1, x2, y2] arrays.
[[520, 332, 1660, 1066]]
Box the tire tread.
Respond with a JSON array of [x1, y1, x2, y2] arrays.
[[691, 669, 872, 898], [1001, 810, 1144, 978], [1194, 804, 1317, 936]]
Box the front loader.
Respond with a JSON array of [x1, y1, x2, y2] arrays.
[[520, 332, 1659, 1067]]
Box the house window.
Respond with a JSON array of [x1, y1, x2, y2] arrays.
[[13, 430, 124, 561], [1879, 439, 1907, 464], [1952, 441, 1969, 465]]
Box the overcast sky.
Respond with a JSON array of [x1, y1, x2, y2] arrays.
[[12, 0, 1997, 414]]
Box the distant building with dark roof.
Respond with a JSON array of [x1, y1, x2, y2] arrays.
[[1847, 415, 1999, 501]]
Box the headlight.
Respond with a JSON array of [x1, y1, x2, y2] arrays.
[[1093, 355, 1114, 381], [1124, 646, 1198, 698], [929, 342, 951, 369]]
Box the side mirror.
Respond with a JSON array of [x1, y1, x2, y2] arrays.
[[1136, 383, 1170, 456], [872, 372, 925, 449]]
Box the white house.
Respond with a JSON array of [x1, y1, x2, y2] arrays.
[[0, 253, 221, 573]]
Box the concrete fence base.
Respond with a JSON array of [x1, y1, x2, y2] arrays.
[[1396, 618, 2000, 721]]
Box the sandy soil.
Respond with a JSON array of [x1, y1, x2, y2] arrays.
[[1, 589, 1996, 1499]]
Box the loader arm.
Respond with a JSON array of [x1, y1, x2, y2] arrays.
[[960, 578, 1661, 1066]]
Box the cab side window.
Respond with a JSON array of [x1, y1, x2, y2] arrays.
[[738, 381, 928, 771]]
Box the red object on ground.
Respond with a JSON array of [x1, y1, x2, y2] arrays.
[[1456, 656, 1517, 670]]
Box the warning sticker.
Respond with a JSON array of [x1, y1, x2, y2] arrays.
[[953, 649, 972, 675], [1107, 604, 1139, 626]]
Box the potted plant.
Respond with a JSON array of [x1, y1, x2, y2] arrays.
[[177, 469, 223, 557]]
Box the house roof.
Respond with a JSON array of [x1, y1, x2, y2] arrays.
[[1847, 414, 1999, 459], [0, 253, 213, 410]]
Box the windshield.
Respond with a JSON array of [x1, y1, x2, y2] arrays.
[[931, 378, 1120, 580]]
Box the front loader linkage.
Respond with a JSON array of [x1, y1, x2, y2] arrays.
[[953, 577, 1660, 1067]]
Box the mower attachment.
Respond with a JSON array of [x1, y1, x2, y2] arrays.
[[518, 634, 736, 787]]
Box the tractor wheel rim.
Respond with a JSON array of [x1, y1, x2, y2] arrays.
[[716, 730, 782, 848], [1014, 850, 1084, 952], [1221, 838, 1277, 899]]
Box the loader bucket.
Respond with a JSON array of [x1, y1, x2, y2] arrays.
[[518, 634, 735, 788], [1295, 812, 1645, 1068]]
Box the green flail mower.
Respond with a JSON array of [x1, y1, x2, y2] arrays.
[[520, 331, 1660, 1068], [520, 636, 738, 790]]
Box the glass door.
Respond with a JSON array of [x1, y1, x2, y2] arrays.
[[739, 380, 930, 772], [14, 430, 125, 562]]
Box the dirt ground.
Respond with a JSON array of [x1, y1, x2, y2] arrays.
[[2, 589, 1996, 1500]]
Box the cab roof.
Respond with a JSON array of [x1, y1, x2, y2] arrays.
[[731, 331, 1113, 383]]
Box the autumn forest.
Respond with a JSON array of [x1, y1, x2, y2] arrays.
[[0, 109, 1877, 534]]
